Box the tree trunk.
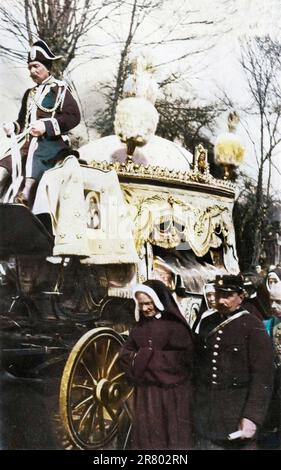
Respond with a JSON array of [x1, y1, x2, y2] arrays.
[[24, 0, 33, 45], [250, 166, 264, 268]]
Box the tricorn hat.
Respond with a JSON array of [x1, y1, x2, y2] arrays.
[[215, 274, 244, 293], [27, 40, 62, 70]]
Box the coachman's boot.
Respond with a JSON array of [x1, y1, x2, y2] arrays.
[[0, 167, 10, 201], [14, 178, 38, 209]]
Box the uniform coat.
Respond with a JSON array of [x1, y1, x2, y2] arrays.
[[0, 75, 80, 181], [119, 281, 194, 450], [194, 308, 274, 443]]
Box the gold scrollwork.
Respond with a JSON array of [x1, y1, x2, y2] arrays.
[[88, 154, 235, 192]]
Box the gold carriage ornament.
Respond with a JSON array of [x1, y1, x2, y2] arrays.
[[214, 111, 245, 180], [192, 143, 210, 177], [114, 52, 160, 161]]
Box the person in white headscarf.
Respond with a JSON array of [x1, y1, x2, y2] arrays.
[[266, 267, 281, 292], [119, 280, 194, 450], [192, 281, 216, 333]]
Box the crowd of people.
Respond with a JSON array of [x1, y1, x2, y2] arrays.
[[119, 267, 281, 450]]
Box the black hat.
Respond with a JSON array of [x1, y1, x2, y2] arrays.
[[215, 275, 244, 293], [27, 40, 62, 70], [242, 272, 259, 296], [55, 148, 80, 161]]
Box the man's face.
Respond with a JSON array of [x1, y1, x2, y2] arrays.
[[135, 292, 157, 318], [28, 61, 50, 84], [217, 290, 244, 314], [271, 300, 281, 317]]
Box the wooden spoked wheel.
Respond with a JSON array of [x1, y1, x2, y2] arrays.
[[59, 327, 132, 449]]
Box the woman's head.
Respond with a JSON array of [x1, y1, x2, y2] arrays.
[[266, 267, 281, 290], [133, 282, 164, 321], [135, 292, 159, 318], [132, 280, 185, 324], [269, 283, 281, 318], [203, 282, 216, 309]]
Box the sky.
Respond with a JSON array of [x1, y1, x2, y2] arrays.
[[0, 0, 280, 193]]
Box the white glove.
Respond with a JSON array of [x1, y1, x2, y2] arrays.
[[3, 122, 15, 137], [29, 120, 46, 137], [239, 417, 257, 439]]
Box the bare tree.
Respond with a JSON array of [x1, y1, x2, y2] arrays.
[[93, 0, 230, 135], [239, 36, 281, 268], [0, 0, 122, 76], [157, 92, 220, 151], [233, 172, 281, 271], [107, 0, 165, 129], [94, 0, 168, 134]]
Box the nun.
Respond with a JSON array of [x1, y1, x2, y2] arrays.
[[119, 280, 194, 450]]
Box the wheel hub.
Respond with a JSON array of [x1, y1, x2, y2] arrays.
[[96, 378, 121, 405]]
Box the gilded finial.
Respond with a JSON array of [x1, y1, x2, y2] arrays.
[[227, 111, 239, 133]]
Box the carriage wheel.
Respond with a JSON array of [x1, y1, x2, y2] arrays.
[[59, 327, 133, 449]]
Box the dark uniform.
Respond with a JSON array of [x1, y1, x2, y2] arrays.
[[0, 75, 80, 181], [194, 280, 274, 449]]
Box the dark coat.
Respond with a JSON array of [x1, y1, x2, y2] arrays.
[[119, 314, 194, 450], [194, 309, 274, 442], [1, 76, 80, 181], [258, 317, 281, 447]]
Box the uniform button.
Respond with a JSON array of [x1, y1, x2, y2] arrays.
[[212, 381, 217, 385], [212, 359, 217, 363], [212, 374, 217, 378], [233, 347, 238, 352], [214, 344, 219, 348], [213, 352, 218, 356], [213, 367, 217, 371], [216, 337, 221, 341], [203, 345, 207, 349], [218, 330, 223, 334]]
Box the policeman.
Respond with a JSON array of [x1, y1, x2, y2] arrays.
[[194, 274, 274, 449]]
